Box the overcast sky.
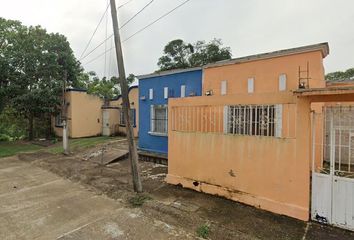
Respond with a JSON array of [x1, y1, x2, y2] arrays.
[[1, 0, 354, 79]]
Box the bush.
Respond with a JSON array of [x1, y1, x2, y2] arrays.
[[0, 134, 11, 142], [128, 194, 152, 207], [196, 224, 210, 239]]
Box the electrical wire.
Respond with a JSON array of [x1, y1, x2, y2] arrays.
[[83, 0, 192, 65], [80, 0, 156, 62]]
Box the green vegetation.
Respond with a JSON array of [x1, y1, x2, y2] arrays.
[[196, 224, 210, 239], [158, 38, 232, 71], [46, 136, 112, 154], [0, 17, 82, 140], [0, 136, 115, 158], [128, 194, 152, 207], [0, 142, 43, 158], [326, 67, 354, 81]]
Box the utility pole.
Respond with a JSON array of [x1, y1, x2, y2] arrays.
[[110, 0, 143, 192], [62, 70, 69, 155]]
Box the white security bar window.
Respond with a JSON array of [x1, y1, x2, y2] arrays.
[[279, 74, 287, 91], [120, 109, 136, 127], [149, 88, 153, 100], [248, 78, 254, 93], [181, 85, 186, 98], [150, 105, 168, 134], [164, 87, 169, 99], [221, 80, 227, 95], [224, 104, 282, 137]]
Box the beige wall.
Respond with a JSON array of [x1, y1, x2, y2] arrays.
[[166, 49, 326, 221], [53, 90, 104, 138], [109, 87, 139, 137]]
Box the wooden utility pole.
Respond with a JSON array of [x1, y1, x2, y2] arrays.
[[110, 0, 143, 192]]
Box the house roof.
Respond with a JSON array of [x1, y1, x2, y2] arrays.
[[205, 42, 329, 69], [111, 85, 138, 101], [137, 67, 202, 80], [326, 79, 354, 85]]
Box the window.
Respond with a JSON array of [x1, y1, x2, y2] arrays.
[[224, 105, 282, 137], [248, 78, 254, 93], [221, 80, 227, 95], [181, 85, 186, 98], [164, 87, 168, 99], [55, 112, 63, 127], [149, 88, 153, 100], [150, 105, 168, 135], [279, 74, 287, 91], [120, 108, 136, 127]]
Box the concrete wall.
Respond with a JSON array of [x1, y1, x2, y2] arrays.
[[203, 51, 325, 96], [53, 90, 104, 138], [109, 86, 139, 137], [138, 70, 202, 154], [166, 49, 327, 221]]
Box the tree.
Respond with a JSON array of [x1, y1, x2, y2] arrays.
[[189, 39, 232, 67], [0, 18, 82, 140], [326, 68, 354, 81], [77, 72, 136, 100], [157, 39, 194, 71], [157, 38, 232, 71]]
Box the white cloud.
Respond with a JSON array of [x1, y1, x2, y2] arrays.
[[1, 0, 354, 78]]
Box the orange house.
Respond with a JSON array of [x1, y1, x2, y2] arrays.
[[166, 43, 330, 221]]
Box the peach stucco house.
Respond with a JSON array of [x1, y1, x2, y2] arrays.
[[53, 86, 139, 138]]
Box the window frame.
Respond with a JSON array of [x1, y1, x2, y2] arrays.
[[149, 104, 168, 136]]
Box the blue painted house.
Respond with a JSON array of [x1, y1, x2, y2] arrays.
[[138, 67, 202, 156]]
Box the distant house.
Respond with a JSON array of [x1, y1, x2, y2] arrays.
[[53, 86, 139, 138], [137, 67, 202, 157], [102, 86, 139, 137], [53, 88, 104, 138]]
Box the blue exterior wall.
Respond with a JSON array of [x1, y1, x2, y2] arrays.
[[138, 69, 202, 155]]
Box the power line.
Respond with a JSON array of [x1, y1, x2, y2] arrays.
[[123, 0, 191, 42], [80, 0, 156, 62], [120, 0, 154, 29], [79, 0, 133, 60], [79, 3, 110, 59], [83, 0, 192, 66]]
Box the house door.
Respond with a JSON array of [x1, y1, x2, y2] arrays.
[[311, 107, 354, 231], [102, 110, 110, 136]]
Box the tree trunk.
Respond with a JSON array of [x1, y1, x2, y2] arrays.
[[46, 113, 52, 139], [28, 113, 34, 140]]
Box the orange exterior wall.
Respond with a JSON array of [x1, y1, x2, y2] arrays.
[[202, 51, 325, 96], [109, 87, 139, 137], [167, 49, 326, 221], [53, 91, 104, 138]]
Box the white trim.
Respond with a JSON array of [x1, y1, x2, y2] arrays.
[[223, 106, 229, 134], [248, 78, 254, 93], [279, 74, 287, 91], [164, 87, 168, 99], [149, 88, 153, 100], [275, 104, 283, 138], [148, 131, 168, 137], [181, 85, 186, 98], [221, 80, 227, 95]]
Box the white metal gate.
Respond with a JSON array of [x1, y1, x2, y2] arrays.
[[311, 107, 354, 231], [102, 110, 110, 136]]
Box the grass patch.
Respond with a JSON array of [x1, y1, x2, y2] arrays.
[[128, 194, 152, 207], [45, 136, 114, 154], [0, 136, 117, 158], [196, 224, 210, 239], [0, 142, 43, 158]]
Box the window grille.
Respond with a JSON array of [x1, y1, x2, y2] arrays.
[[120, 109, 136, 126], [226, 105, 280, 137], [151, 105, 168, 134]]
